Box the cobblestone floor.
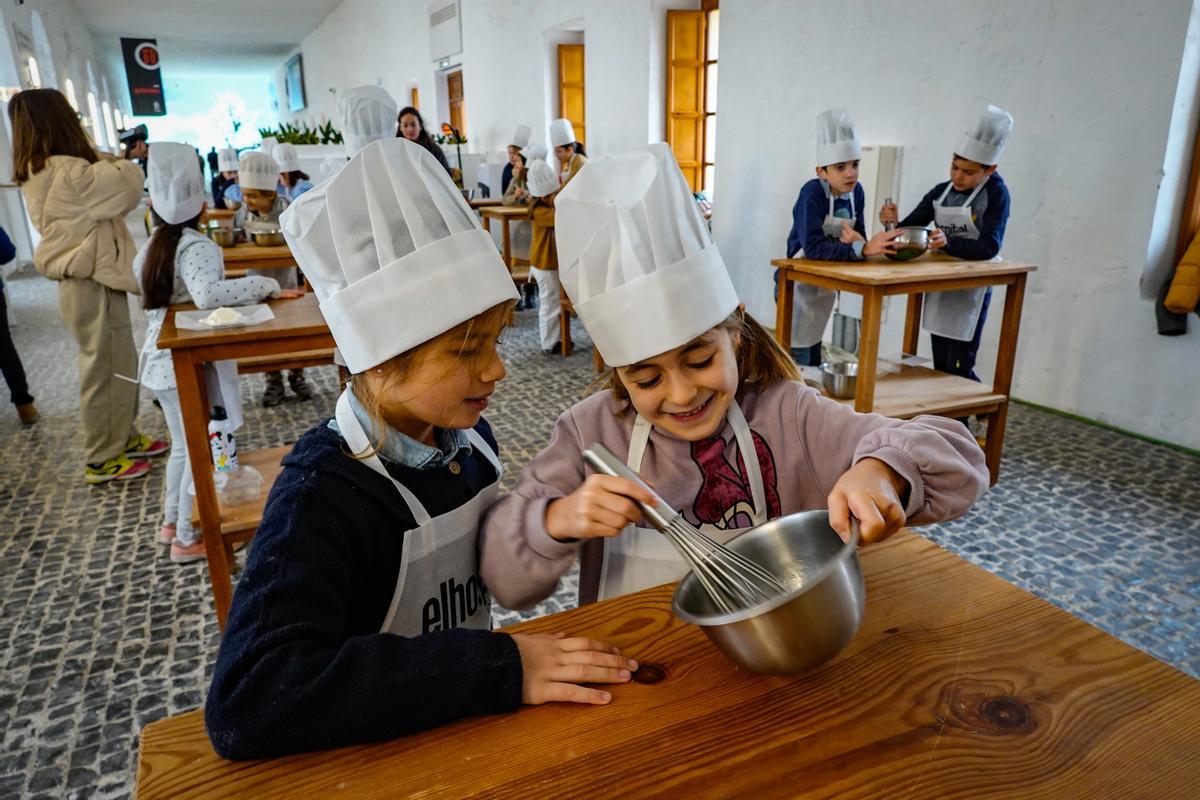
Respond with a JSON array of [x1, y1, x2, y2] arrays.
[[1, 255, 1197, 798]]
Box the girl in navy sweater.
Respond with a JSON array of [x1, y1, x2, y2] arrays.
[[205, 137, 635, 761]]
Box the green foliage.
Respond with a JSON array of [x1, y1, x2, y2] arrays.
[[258, 121, 344, 145]]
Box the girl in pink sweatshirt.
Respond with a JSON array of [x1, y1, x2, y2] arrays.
[[480, 144, 990, 609]]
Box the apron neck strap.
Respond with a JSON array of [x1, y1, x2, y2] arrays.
[[464, 427, 503, 475], [937, 174, 990, 205]]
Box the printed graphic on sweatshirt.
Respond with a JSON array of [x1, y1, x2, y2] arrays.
[[421, 574, 490, 633], [684, 431, 781, 532]]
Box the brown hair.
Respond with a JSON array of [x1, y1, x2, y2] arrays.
[[596, 308, 800, 402], [140, 210, 204, 310], [8, 89, 98, 184], [347, 301, 513, 458]]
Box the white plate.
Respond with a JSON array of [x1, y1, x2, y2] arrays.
[[175, 304, 276, 331]]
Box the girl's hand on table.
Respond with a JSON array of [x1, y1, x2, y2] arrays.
[[927, 228, 948, 250], [545, 475, 657, 541], [828, 457, 908, 544], [512, 633, 637, 705]]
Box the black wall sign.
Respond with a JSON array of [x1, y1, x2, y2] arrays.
[[120, 38, 166, 116]]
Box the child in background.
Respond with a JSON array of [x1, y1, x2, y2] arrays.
[[0, 225, 36, 425], [781, 109, 903, 366], [214, 148, 239, 209], [135, 143, 296, 562], [273, 143, 314, 201], [550, 118, 587, 181], [880, 106, 1014, 382], [502, 124, 532, 195], [481, 144, 989, 609], [205, 138, 634, 760], [234, 150, 312, 405], [504, 142, 538, 310], [526, 159, 567, 351]]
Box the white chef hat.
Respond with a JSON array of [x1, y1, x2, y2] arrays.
[[273, 143, 301, 173], [217, 147, 238, 172], [549, 118, 576, 148], [148, 141, 206, 225], [339, 85, 398, 157], [510, 124, 532, 149], [238, 151, 280, 192], [527, 160, 559, 198], [261, 136, 278, 156], [280, 137, 518, 373], [520, 142, 547, 162], [815, 108, 861, 167], [556, 143, 738, 367], [956, 105, 1013, 166]]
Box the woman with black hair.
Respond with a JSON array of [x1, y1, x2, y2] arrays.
[[396, 106, 452, 175]]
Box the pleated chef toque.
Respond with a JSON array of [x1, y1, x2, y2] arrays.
[[273, 143, 301, 173], [956, 105, 1013, 166], [510, 124, 532, 149], [526, 160, 559, 197], [237, 151, 279, 191], [148, 142, 206, 225], [520, 142, 547, 163], [339, 85, 398, 157], [280, 138, 518, 373], [555, 143, 738, 367], [217, 147, 238, 172], [549, 118, 576, 148], [815, 108, 861, 167]]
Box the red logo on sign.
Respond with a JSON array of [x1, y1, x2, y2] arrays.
[[139, 46, 158, 67]]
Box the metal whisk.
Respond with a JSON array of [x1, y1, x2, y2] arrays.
[[583, 444, 788, 614]]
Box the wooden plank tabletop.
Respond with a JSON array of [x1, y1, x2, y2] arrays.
[[221, 242, 294, 265], [156, 293, 328, 351], [771, 254, 1037, 287], [136, 532, 1200, 799], [468, 198, 504, 209], [480, 205, 532, 219]]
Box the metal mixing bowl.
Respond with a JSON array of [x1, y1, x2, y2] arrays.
[[250, 229, 286, 247], [672, 511, 864, 675], [884, 226, 929, 261], [224, 199, 241, 211], [207, 227, 236, 247], [821, 361, 858, 399]]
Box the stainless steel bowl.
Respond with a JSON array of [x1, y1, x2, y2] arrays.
[[884, 226, 929, 261], [672, 511, 864, 675], [460, 188, 477, 201], [224, 199, 241, 212], [207, 227, 236, 247], [820, 360, 858, 399], [250, 229, 286, 247]]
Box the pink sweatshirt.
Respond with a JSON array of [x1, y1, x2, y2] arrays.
[[480, 379, 989, 609]]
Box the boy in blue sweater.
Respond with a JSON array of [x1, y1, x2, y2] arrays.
[[781, 109, 901, 365], [880, 106, 1014, 381]]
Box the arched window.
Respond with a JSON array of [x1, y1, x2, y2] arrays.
[[25, 56, 41, 88], [86, 91, 106, 148], [63, 77, 79, 110], [30, 10, 57, 88]]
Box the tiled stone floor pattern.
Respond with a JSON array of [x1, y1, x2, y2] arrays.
[[1, 263, 1197, 798]]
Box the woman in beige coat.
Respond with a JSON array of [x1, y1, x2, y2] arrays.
[[9, 89, 165, 484]]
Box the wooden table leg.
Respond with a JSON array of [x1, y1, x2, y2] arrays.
[[481, 215, 491, 233], [501, 218, 513, 269], [902, 293, 923, 356], [855, 288, 884, 413], [559, 285, 573, 357], [172, 351, 234, 628], [775, 271, 794, 349], [983, 275, 1027, 484]]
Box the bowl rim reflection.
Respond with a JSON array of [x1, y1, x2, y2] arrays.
[[671, 512, 861, 626]]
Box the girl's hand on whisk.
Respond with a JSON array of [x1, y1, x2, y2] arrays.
[[545, 475, 658, 541], [827, 458, 909, 544]]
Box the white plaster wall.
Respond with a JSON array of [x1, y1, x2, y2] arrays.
[[713, 0, 1200, 450]]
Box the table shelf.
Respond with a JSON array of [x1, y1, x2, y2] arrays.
[[189, 446, 289, 537], [824, 365, 1006, 419]]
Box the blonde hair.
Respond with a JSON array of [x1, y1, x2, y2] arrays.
[[347, 302, 511, 459], [594, 308, 799, 402]]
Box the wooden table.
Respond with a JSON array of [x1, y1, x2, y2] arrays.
[[468, 197, 503, 210], [157, 293, 333, 628], [219, 242, 297, 279], [479, 205, 532, 281], [772, 255, 1036, 483], [137, 531, 1199, 798]]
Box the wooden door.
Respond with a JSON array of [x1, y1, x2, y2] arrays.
[[558, 44, 585, 145], [410, 86, 420, 110], [447, 70, 465, 134], [666, 10, 706, 191]]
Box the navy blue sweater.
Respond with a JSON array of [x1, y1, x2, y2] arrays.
[[786, 179, 868, 261], [205, 419, 523, 760], [899, 173, 1011, 261]]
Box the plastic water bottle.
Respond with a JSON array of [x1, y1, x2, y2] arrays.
[[208, 406, 238, 471], [208, 406, 263, 505]]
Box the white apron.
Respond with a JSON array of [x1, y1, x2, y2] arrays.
[[597, 401, 768, 601], [923, 178, 991, 341], [137, 311, 244, 430], [334, 391, 499, 637], [790, 187, 855, 347]]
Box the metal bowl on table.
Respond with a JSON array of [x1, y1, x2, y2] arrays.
[[884, 226, 929, 261], [207, 227, 236, 247], [672, 511, 864, 675], [250, 228, 286, 247], [224, 199, 241, 211], [460, 187, 477, 201], [820, 360, 858, 399]]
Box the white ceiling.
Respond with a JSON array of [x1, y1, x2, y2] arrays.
[[74, 0, 344, 72]]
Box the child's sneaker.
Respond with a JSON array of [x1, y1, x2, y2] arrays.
[[288, 369, 313, 400], [170, 538, 207, 564], [125, 432, 169, 458], [262, 373, 285, 407], [85, 455, 151, 484], [158, 523, 177, 545]]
